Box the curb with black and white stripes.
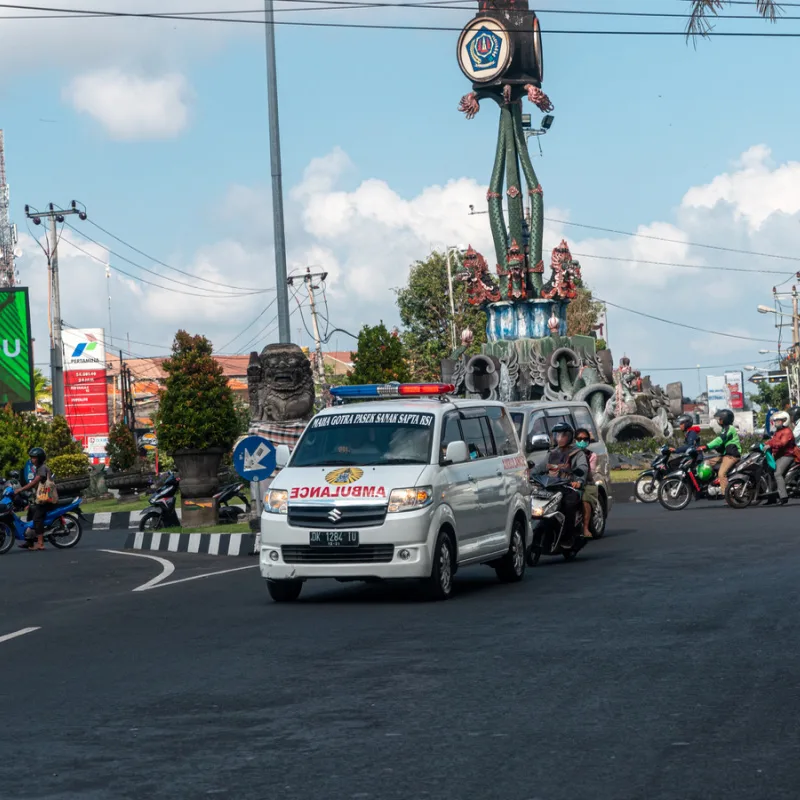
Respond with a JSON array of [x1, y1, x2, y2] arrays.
[[81, 506, 249, 530], [124, 530, 257, 557]]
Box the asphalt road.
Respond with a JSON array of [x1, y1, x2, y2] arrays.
[[2, 502, 800, 800]]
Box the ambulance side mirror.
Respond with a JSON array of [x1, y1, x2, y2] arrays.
[[443, 441, 469, 465], [275, 445, 290, 469]]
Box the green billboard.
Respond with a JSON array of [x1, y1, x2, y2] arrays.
[[0, 288, 35, 412]]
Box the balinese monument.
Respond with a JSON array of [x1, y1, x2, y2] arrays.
[[447, 1, 682, 441]]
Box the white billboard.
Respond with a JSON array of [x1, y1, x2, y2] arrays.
[[724, 370, 745, 410], [62, 328, 106, 372], [706, 374, 727, 415]]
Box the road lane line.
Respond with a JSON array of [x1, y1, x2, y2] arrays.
[[98, 549, 176, 592], [146, 564, 258, 590], [0, 627, 41, 644]]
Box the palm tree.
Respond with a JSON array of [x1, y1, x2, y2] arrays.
[[687, 1, 781, 39], [34, 368, 52, 413]]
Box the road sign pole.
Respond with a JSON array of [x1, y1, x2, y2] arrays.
[[252, 478, 263, 552]]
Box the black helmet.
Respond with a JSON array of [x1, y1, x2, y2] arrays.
[[714, 409, 734, 426], [676, 414, 693, 429], [28, 447, 46, 462], [551, 421, 575, 442]]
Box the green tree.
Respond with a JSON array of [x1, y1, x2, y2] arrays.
[[34, 368, 52, 413], [44, 416, 83, 458], [566, 286, 604, 338], [156, 331, 239, 453], [687, 1, 780, 39], [749, 380, 789, 425], [347, 322, 410, 385], [106, 421, 138, 472], [395, 250, 487, 381]]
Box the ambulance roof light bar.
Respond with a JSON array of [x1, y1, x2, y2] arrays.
[[329, 383, 456, 401]]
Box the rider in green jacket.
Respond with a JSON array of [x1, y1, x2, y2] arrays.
[[700, 409, 742, 494]]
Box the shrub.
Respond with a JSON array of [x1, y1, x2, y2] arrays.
[[44, 416, 83, 458], [0, 405, 50, 477], [49, 453, 90, 480], [107, 421, 138, 472], [155, 331, 239, 453]]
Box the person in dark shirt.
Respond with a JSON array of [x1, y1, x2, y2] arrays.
[[674, 414, 701, 453], [15, 447, 55, 551]]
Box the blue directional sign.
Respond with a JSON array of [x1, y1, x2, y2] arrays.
[[233, 435, 277, 482]]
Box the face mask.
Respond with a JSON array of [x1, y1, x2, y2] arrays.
[[576, 440, 589, 449]]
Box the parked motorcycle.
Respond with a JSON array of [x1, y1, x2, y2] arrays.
[[527, 474, 589, 565], [214, 481, 251, 524], [0, 485, 84, 554], [635, 445, 683, 503], [138, 472, 181, 531], [723, 443, 800, 508], [657, 448, 723, 511]]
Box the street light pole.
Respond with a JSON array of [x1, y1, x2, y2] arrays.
[[446, 247, 457, 351], [263, 0, 290, 344]]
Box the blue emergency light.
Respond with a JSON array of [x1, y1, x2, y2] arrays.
[[329, 383, 455, 399]]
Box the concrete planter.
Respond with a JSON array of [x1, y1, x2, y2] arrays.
[[106, 469, 154, 500], [54, 475, 91, 498], [171, 448, 226, 527]]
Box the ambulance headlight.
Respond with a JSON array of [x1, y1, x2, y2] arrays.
[[388, 487, 433, 513], [265, 489, 288, 514]]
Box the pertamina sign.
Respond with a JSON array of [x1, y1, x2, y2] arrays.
[[61, 328, 110, 461]]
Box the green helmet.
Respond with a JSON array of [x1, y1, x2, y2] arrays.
[[696, 462, 714, 481]]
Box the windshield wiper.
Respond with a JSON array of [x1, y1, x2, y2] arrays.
[[382, 458, 426, 465]]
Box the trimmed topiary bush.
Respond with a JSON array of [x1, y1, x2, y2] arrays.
[[107, 421, 138, 472], [49, 453, 91, 479]]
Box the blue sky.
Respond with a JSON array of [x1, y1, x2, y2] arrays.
[[4, 0, 800, 394]]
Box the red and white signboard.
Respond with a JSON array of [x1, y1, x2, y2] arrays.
[[62, 328, 109, 461]]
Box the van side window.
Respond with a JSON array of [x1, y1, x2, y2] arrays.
[[440, 413, 462, 460], [511, 412, 524, 439], [572, 406, 599, 440], [529, 410, 547, 437], [460, 416, 495, 460], [486, 406, 518, 455], [545, 408, 572, 433]]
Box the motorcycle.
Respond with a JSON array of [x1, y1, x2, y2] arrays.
[[214, 481, 251, 524], [657, 448, 724, 511], [0, 485, 84, 554], [635, 445, 684, 503], [138, 472, 181, 531], [527, 474, 588, 565], [724, 443, 800, 508]]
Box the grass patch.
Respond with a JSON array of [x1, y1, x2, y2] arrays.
[[160, 523, 251, 534], [81, 497, 149, 514], [610, 469, 640, 483]]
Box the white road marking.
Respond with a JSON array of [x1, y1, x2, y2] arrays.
[[93, 512, 111, 529], [0, 627, 41, 644], [147, 564, 258, 591], [98, 549, 176, 592]]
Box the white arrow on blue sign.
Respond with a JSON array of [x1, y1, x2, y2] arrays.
[[233, 435, 277, 482]]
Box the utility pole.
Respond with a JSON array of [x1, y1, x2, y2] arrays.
[[288, 267, 328, 387], [24, 202, 87, 417], [263, 0, 290, 343], [446, 247, 457, 351]]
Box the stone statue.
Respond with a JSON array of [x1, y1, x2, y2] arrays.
[[247, 342, 315, 423]]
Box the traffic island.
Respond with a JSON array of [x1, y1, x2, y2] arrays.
[[124, 530, 257, 557]]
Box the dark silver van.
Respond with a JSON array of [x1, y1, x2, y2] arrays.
[[507, 400, 613, 532]]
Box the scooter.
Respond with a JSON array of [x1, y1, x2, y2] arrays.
[[138, 472, 181, 531], [214, 481, 251, 524], [724, 443, 800, 508], [527, 474, 587, 566], [635, 445, 684, 503], [657, 448, 723, 511], [0, 485, 84, 554]]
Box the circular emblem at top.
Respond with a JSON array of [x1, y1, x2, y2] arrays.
[[325, 467, 365, 486], [457, 17, 512, 84]]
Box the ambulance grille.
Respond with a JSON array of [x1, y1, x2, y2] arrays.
[[287, 504, 387, 529]]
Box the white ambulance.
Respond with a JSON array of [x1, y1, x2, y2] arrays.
[[260, 383, 532, 602]]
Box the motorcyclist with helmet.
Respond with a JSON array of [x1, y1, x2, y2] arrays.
[[674, 414, 702, 453], [700, 409, 741, 496], [14, 446, 55, 550], [533, 421, 588, 549], [765, 410, 798, 505]]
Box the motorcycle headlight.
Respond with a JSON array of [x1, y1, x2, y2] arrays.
[[531, 493, 562, 518], [264, 489, 288, 514], [388, 487, 433, 514]]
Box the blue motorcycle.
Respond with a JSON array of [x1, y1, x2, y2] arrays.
[[0, 485, 84, 554]]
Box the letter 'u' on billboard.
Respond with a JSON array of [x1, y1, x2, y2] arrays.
[[0, 289, 35, 412]]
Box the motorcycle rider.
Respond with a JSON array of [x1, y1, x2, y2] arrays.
[[765, 410, 798, 505], [14, 446, 55, 551], [700, 409, 741, 496], [534, 421, 588, 549], [575, 427, 598, 539], [674, 414, 702, 453]]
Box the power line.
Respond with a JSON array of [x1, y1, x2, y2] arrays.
[[641, 358, 774, 373], [597, 297, 776, 344], [572, 251, 797, 277], [85, 218, 266, 292], [3, 3, 800, 34], [219, 296, 278, 351], [64, 222, 269, 297]]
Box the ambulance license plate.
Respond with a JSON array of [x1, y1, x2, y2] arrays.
[[309, 531, 359, 547]]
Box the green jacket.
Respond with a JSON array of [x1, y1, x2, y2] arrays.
[[706, 425, 742, 457]]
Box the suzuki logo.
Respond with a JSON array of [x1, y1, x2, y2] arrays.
[[328, 508, 342, 522]]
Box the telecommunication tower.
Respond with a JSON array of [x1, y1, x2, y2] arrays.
[[0, 130, 18, 287]]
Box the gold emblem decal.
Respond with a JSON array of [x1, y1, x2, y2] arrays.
[[325, 467, 365, 486]]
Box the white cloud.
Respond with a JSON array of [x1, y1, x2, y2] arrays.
[[63, 69, 192, 140], [17, 145, 800, 396]]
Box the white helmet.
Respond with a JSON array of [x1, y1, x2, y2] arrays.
[[773, 411, 790, 427]]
